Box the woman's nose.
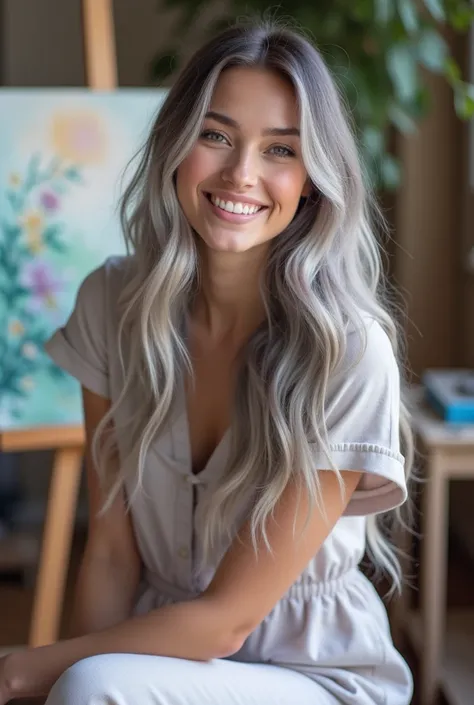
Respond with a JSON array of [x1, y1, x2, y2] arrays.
[[221, 149, 258, 189]]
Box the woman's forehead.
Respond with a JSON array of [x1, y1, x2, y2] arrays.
[[208, 67, 300, 133]]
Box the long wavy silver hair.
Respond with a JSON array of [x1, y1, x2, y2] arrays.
[[94, 18, 414, 592]]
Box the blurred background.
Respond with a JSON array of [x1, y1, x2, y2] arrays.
[[1, 1, 474, 704]]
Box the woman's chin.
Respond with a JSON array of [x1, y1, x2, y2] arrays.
[[200, 231, 258, 254]]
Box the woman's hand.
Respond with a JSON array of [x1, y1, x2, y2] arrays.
[[0, 646, 61, 702], [0, 647, 60, 702]]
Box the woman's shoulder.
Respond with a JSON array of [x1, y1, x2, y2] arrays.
[[80, 255, 137, 294], [347, 314, 394, 349], [74, 255, 137, 315], [338, 314, 399, 381], [67, 255, 138, 336]]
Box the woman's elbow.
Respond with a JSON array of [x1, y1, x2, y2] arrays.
[[216, 629, 248, 659], [196, 595, 255, 659], [218, 614, 259, 658]]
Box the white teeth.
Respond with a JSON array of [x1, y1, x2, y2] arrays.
[[210, 195, 262, 215]]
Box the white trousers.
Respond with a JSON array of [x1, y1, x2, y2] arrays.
[[45, 653, 338, 705]]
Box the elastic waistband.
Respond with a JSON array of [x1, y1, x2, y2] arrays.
[[144, 566, 360, 603], [285, 566, 361, 600]]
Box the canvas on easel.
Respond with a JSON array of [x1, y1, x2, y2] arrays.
[[0, 0, 166, 647], [0, 88, 164, 429]]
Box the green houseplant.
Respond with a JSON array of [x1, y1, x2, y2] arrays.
[[151, 0, 474, 189]]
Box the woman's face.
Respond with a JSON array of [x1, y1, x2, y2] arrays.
[[176, 66, 310, 255]]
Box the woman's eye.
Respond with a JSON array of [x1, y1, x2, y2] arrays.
[[268, 145, 295, 158], [201, 130, 228, 144]]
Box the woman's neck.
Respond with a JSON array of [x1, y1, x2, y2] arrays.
[[192, 244, 268, 345]]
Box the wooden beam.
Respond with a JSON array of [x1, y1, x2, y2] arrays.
[[81, 0, 117, 90]]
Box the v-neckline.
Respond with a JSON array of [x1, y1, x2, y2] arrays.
[[178, 377, 230, 480]]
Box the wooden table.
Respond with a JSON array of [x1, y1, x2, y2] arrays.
[[395, 394, 474, 705], [0, 426, 84, 647]]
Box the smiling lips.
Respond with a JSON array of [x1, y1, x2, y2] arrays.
[[206, 192, 268, 222], [210, 193, 263, 215]]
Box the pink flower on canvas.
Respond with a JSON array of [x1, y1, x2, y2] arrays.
[[40, 190, 60, 212], [20, 260, 64, 311], [51, 110, 106, 165]]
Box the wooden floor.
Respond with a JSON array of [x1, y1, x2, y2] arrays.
[[1, 531, 474, 705]]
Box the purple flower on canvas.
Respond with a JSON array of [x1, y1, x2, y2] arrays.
[[40, 190, 60, 212], [20, 260, 64, 312]]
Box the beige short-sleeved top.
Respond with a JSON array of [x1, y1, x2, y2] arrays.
[[45, 256, 412, 704]]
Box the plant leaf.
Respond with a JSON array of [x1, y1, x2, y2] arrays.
[[63, 166, 82, 182], [149, 51, 179, 82], [374, 0, 394, 24], [388, 102, 418, 133], [444, 56, 461, 84], [350, 1, 374, 22], [387, 43, 419, 102], [362, 126, 384, 157], [449, 6, 474, 31], [416, 29, 448, 73], [381, 154, 402, 189], [454, 84, 474, 120], [397, 0, 419, 34], [423, 0, 445, 22]]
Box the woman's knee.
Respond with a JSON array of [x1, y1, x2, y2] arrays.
[[45, 654, 118, 705]]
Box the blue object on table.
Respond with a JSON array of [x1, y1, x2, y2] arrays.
[[423, 369, 474, 423]]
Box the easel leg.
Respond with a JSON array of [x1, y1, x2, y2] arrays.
[[28, 447, 83, 647]]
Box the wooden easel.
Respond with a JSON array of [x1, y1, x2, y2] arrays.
[[0, 0, 117, 648]]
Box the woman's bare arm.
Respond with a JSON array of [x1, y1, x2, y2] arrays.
[[68, 386, 142, 637], [3, 468, 361, 702]]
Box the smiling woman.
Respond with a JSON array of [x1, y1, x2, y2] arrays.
[[176, 68, 309, 255], [2, 17, 414, 705]]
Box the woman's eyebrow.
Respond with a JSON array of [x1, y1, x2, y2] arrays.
[[205, 111, 300, 137]]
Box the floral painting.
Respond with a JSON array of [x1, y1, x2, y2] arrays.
[[0, 89, 166, 431]]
